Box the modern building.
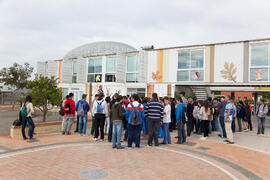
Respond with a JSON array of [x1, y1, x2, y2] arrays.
[[37, 38, 270, 104]]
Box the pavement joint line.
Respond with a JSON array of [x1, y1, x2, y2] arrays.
[[157, 146, 239, 180], [166, 144, 263, 180], [0, 145, 12, 151]]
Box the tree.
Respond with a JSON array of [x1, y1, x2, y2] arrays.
[[27, 75, 62, 122], [0, 63, 33, 110]]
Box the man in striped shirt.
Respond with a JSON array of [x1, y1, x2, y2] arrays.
[[145, 93, 164, 146]]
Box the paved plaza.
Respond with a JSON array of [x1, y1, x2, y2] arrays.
[[0, 129, 270, 180]]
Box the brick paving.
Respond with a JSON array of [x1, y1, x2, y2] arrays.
[[0, 132, 269, 179]]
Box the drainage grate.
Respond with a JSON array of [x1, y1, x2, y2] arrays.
[[80, 169, 109, 179]]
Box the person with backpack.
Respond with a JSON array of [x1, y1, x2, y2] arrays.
[[256, 99, 268, 135], [92, 93, 108, 141], [21, 95, 35, 140], [63, 93, 76, 135], [224, 95, 235, 144], [176, 98, 186, 144], [145, 93, 163, 147], [76, 94, 90, 136], [111, 95, 125, 149], [126, 94, 145, 148], [200, 100, 211, 140]]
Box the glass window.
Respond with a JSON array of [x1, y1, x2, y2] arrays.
[[191, 50, 204, 68], [106, 57, 116, 73], [177, 49, 204, 81], [251, 44, 268, 66], [126, 73, 138, 83], [127, 55, 138, 72], [73, 61, 77, 74], [250, 68, 268, 81], [178, 50, 189, 69], [190, 70, 204, 81], [87, 58, 102, 82], [177, 70, 189, 81], [105, 73, 116, 82]]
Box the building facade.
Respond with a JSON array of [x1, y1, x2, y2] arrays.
[[37, 39, 270, 102]]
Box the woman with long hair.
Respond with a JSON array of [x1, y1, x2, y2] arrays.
[[21, 95, 35, 140], [200, 100, 211, 140]]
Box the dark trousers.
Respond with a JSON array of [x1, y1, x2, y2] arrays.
[[211, 119, 216, 131], [147, 120, 160, 146], [219, 116, 227, 138], [170, 117, 176, 130], [187, 116, 193, 136], [108, 118, 113, 142], [128, 124, 142, 148], [247, 116, 252, 131], [91, 118, 95, 135], [75, 115, 83, 132], [21, 116, 35, 139], [231, 117, 236, 133], [202, 120, 210, 137], [94, 114, 105, 139], [177, 121, 186, 144]]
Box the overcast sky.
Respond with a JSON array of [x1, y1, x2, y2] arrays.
[[0, 0, 270, 71]]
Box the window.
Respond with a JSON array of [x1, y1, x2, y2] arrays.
[[249, 43, 270, 81], [87, 58, 102, 82], [127, 88, 145, 97], [72, 61, 77, 83], [177, 49, 204, 81], [105, 57, 116, 82], [126, 55, 139, 83]]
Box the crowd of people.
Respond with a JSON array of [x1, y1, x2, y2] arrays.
[[20, 86, 269, 147]]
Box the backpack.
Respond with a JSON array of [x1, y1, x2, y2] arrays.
[[130, 103, 142, 126], [96, 100, 104, 113], [77, 101, 84, 116], [13, 119, 21, 126], [20, 105, 28, 118], [59, 107, 65, 116], [65, 102, 71, 113]]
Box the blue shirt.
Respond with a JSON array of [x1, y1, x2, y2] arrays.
[[224, 102, 234, 121]]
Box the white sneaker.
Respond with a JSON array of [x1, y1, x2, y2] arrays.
[[93, 138, 98, 141], [100, 139, 104, 142], [200, 137, 207, 140]]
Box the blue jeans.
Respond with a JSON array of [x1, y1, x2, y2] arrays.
[[112, 122, 123, 147], [196, 119, 202, 134], [21, 116, 35, 139], [177, 121, 186, 144], [214, 116, 219, 131], [257, 117, 265, 134], [128, 124, 142, 148], [219, 116, 226, 138], [163, 123, 171, 144], [78, 114, 88, 135]]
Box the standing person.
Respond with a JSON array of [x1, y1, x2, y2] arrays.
[[170, 98, 176, 131], [224, 96, 235, 144], [108, 93, 118, 142], [92, 93, 108, 141], [176, 98, 186, 144], [192, 101, 199, 133], [111, 95, 124, 149], [162, 97, 171, 144], [21, 95, 35, 140], [62, 95, 69, 133], [142, 97, 149, 135], [180, 92, 188, 105], [200, 100, 211, 140], [63, 93, 76, 135], [91, 94, 99, 136], [245, 100, 252, 131], [212, 99, 220, 131], [122, 96, 129, 141], [104, 96, 111, 135], [96, 85, 104, 95], [236, 102, 242, 132], [145, 93, 164, 147], [196, 101, 203, 134], [213, 96, 227, 138], [76, 94, 90, 136], [126, 94, 145, 148], [186, 98, 194, 136], [231, 100, 237, 133], [239, 101, 248, 131], [256, 99, 268, 135]]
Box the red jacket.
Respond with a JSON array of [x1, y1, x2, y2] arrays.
[[64, 98, 76, 115]]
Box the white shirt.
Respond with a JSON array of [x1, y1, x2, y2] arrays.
[[163, 104, 171, 123], [25, 102, 34, 117]]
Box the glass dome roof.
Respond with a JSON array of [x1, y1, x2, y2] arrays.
[[63, 41, 137, 59]]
